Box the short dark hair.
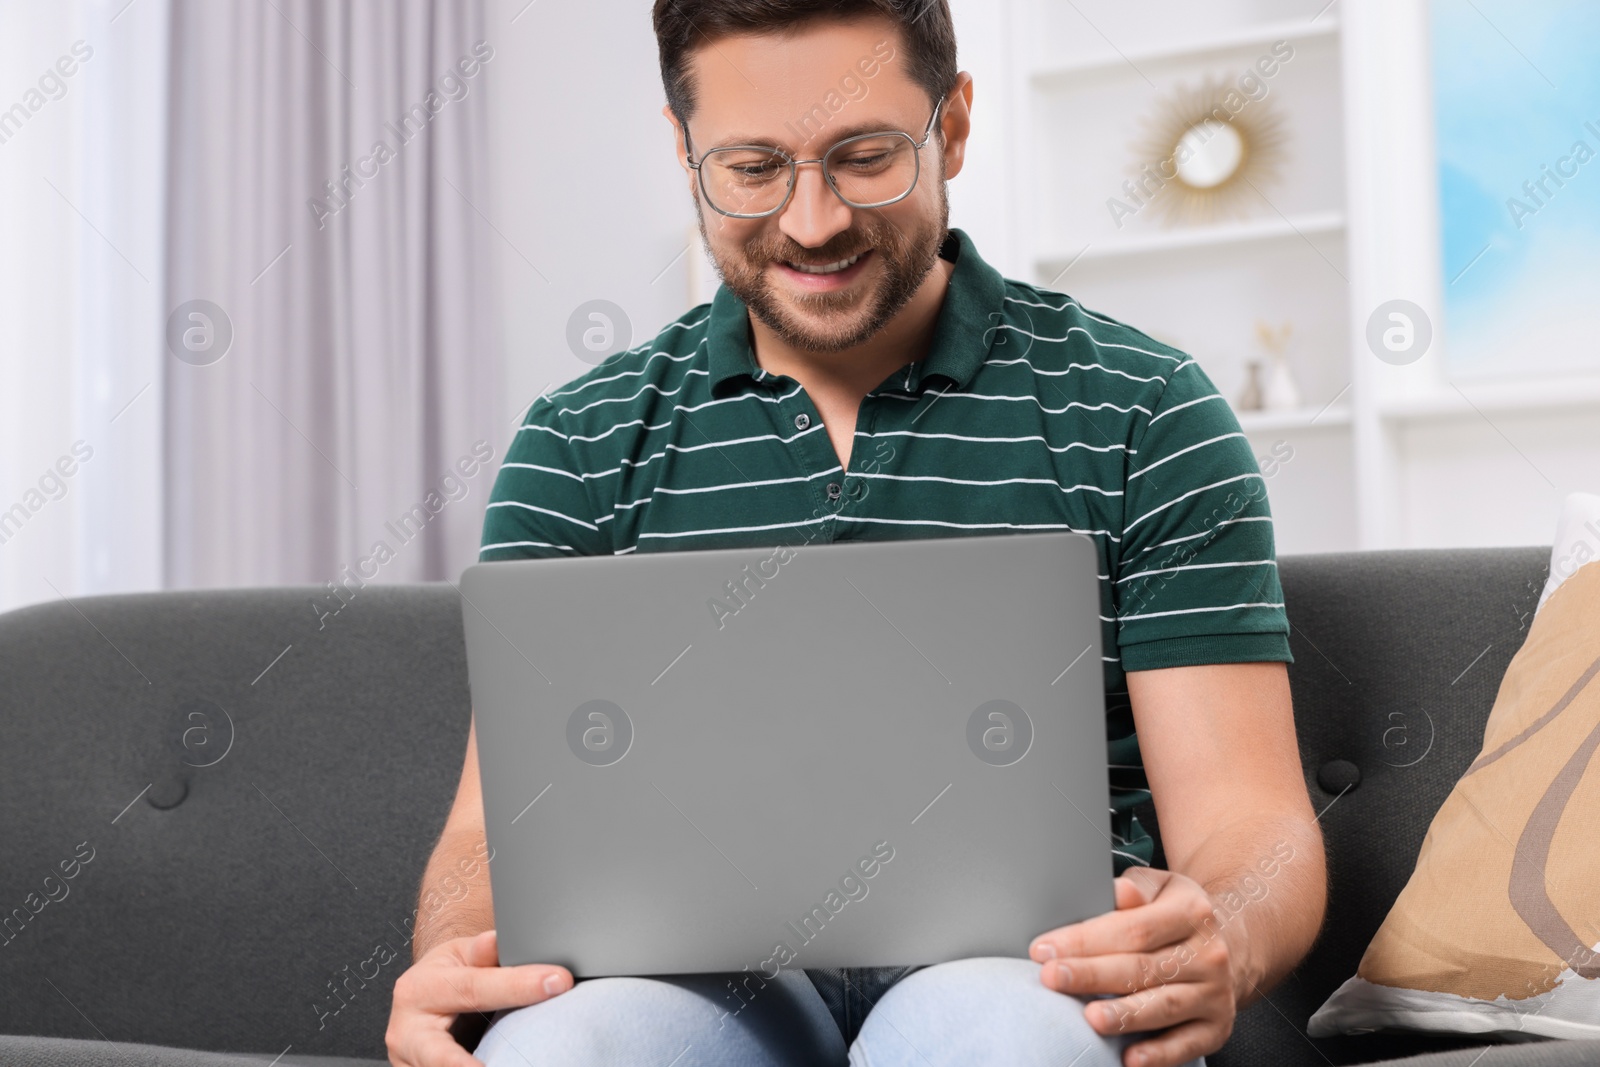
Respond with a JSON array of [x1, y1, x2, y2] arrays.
[[651, 0, 957, 134]]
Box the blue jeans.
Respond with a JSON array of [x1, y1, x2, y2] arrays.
[[474, 957, 1208, 1066]]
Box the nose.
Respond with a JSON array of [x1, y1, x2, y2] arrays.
[[777, 159, 854, 252]]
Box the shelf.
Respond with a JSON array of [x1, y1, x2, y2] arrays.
[[1030, 15, 1339, 84], [1037, 212, 1345, 269], [1380, 375, 1600, 422], [1237, 404, 1352, 433]]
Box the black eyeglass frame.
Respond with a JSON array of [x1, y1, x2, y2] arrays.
[[683, 99, 945, 219]]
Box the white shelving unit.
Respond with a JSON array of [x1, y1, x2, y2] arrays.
[[1378, 375, 1600, 422], [1237, 403, 1352, 433], [1007, 0, 1359, 554], [1038, 211, 1347, 266], [1028, 15, 1340, 83], [1000, 0, 1600, 552]]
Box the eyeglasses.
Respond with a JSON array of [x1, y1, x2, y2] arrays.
[[685, 100, 944, 219]]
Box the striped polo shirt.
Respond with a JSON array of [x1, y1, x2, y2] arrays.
[[480, 226, 1293, 875]]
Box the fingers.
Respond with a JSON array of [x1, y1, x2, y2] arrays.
[[1023, 873, 1232, 1067], [1032, 873, 1218, 963], [1119, 1019, 1227, 1067], [411, 959, 573, 1015], [412, 930, 573, 1014], [1031, 896, 1207, 961], [1038, 951, 1172, 1001], [1115, 869, 1165, 909], [456, 928, 501, 968], [1074, 972, 1212, 1035], [1041, 916, 1229, 989], [388, 931, 576, 1067]]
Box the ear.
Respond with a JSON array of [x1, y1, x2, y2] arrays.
[[938, 73, 976, 182], [664, 104, 695, 186]]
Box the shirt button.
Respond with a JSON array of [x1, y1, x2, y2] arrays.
[[794, 413, 810, 430], [826, 482, 842, 500]]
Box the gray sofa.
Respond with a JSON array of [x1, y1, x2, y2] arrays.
[[3, 547, 1597, 1067]]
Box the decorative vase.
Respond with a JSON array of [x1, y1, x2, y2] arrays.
[[1237, 361, 1264, 412], [1255, 320, 1301, 412], [1264, 350, 1301, 411]]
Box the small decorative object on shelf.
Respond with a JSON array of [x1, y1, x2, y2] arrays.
[[1256, 319, 1302, 412], [1237, 360, 1265, 412], [1127, 73, 1289, 228]]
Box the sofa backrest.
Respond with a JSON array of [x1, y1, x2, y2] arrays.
[[0, 583, 470, 1059], [0, 547, 1552, 1063], [1174, 547, 1551, 1067]]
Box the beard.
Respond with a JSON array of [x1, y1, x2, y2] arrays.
[[695, 171, 951, 355]]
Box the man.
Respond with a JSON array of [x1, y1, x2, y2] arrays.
[[385, 3, 1326, 1065]]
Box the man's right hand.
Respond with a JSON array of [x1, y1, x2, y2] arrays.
[[386, 929, 573, 1067]]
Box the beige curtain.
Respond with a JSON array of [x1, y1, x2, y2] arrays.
[[163, 0, 500, 591]]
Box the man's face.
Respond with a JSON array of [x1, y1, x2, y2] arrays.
[[675, 18, 952, 354]]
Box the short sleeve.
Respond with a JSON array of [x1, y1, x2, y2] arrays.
[[1113, 360, 1292, 671], [478, 398, 611, 561]]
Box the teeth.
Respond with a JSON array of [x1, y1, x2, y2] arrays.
[[788, 252, 864, 275]]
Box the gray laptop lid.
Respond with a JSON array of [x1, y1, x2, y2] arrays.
[[459, 530, 1114, 976]]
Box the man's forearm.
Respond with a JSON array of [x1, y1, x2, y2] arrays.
[[410, 830, 497, 961], [1174, 814, 1327, 1009]]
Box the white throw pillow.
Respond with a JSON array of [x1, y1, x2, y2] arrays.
[[1539, 491, 1600, 612]]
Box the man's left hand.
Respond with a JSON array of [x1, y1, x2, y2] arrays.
[[1029, 867, 1239, 1067]]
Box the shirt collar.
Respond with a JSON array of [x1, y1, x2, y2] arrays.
[[706, 227, 1007, 397]]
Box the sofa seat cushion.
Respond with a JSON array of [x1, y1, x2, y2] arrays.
[[0, 1034, 384, 1067]]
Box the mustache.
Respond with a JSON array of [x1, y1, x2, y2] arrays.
[[696, 196, 912, 268], [756, 230, 904, 265], [764, 242, 867, 262]]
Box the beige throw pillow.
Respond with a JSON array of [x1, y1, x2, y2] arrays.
[[1308, 556, 1600, 1039]]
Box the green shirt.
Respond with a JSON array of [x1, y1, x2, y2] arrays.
[[480, 227, 1292, 874]]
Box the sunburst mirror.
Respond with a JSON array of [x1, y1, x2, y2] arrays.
[[1128, 73, 1289, 227]]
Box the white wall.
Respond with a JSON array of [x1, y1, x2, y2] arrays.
[[483, 0, 704, 434], [1396, 409, 1600, 547]]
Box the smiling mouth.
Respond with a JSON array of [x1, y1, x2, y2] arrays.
[[782, 251, 867, 275]]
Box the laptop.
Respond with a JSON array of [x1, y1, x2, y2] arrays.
[[458, 530, 1114, 977]]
